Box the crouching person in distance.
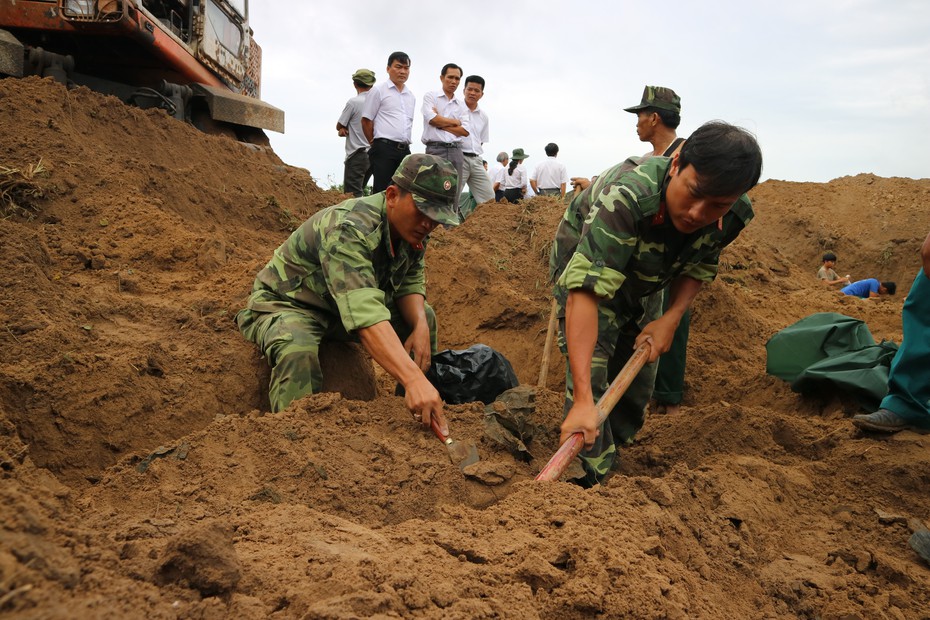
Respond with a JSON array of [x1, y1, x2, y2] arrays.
[[236, 154, 459, 434], [550, 121, 763, 485]]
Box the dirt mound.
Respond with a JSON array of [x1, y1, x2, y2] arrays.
[[2, 77, 929, 619]]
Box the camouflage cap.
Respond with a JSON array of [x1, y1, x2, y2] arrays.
[[352, 68, 376, 86], [391, 154, 460, 227], [623, 85, 681, 114]]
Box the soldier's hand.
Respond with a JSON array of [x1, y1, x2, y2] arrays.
[[560, 401, 600, 449], [404, 376, 446, 434], [636, 317, 676, 363], [403, 323, 432, 372], [570, 177, 591, 192]]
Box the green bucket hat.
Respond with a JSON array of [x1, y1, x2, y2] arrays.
[[351, 68, 376, 86], [623, 85, 681, 114], [391, 154, 460, 227], [511, 147, 529, 160]]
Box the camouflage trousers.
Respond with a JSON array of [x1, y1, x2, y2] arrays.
[[236, 303, 437, 413], [556, 290, 663, 485]]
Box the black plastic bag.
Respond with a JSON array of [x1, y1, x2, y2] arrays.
[[426, 344, 519, 404]]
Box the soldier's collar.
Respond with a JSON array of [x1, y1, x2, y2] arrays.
[[652, 201, 667, 226]]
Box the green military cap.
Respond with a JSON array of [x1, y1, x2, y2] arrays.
[[391, 154, 460, 227], [623, 85, 681, 114], [511, 147, 530, 160], [351, 68, 376, 86]]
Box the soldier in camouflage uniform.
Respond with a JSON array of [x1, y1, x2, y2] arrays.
[[550, 121, 763, 485], [236, 154, 459, 433]]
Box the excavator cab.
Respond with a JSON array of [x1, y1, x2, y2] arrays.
[[0, 0, 284, 139]]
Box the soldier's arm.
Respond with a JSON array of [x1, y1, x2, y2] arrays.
[[395, 293, 431, 372], [571, 177, 591, 192], [559, 289, 601, 448], [563, 186, 639, 301], [636, 276, 702, 363], [358, 321, 447, 434]]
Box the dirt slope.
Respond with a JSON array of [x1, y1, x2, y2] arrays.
[[1, 77, 928, 619]]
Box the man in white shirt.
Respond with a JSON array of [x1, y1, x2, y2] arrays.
[[458, 75, 494, 218], [530, 142, 568, 198], [336, 68, 375, 197], [421, 63, 469, 217], [362, 51, 416, 193]]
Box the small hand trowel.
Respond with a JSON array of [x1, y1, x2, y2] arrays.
[[430, 417, 480, 471]]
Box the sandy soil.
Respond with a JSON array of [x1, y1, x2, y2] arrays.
[[1, 77, 929, 619]]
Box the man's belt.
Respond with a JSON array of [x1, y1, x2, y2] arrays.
[[425, 141, 461, 148], [374, 138, 410, 149], [463, 152, 479, 158]]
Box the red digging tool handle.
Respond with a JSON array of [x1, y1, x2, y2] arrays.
[[535, 342, 651, 482], [430, 416, 452, 445]]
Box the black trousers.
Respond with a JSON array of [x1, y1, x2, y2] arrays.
[[369, 139, 410, 193]]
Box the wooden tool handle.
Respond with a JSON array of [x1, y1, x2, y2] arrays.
[[537, 299, 559, 388], [430, 416, 451, 445], [535, 342, 651, 482]]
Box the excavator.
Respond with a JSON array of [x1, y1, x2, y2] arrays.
[[0, 0, 284, 142]]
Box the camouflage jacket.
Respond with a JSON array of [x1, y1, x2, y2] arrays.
[[550, 156, 753, 317], [244, 193, 427, 332]]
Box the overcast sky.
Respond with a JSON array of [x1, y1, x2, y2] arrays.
[[248, 0, 929, 189]]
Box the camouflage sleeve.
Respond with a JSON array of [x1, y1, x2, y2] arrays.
[[680, 250, 719, 283], [556, 183, 638, 299], [395, 251, 426, 299], [320, 221, 391, 332]]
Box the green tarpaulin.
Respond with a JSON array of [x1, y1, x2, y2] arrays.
[[765, 312, 898, 410]]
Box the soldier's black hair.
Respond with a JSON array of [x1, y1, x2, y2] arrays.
[[650, 107, 681, 129], [882, 281, 897, 295], [822, 252, 837, 262], [387, 51, 410, 67], [678, 121, 762, 197], [464, 75, 485, 89], [545, 143, 559, 156], [353, 79, 372, 90], [441, 63, 462, 77]]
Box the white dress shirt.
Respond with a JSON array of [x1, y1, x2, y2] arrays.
[[461, 106, 489, 155], [531, 157, 568, 190], [421, 90, 467, 144], [362, 81, 416, 143], [502, 164, 527, 190]]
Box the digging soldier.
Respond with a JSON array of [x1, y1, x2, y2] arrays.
[[550, 121, 763, 485], [236, 154, 459, 434]]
